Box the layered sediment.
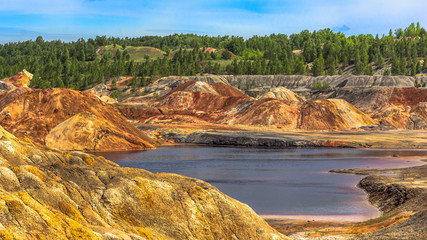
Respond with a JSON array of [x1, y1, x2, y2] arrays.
[[0, 88, 156, 151], [0, 126, 287, 239], [331, 162, 427, 240]]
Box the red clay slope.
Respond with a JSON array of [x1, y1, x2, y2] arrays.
[[0, 88, 155, 150]]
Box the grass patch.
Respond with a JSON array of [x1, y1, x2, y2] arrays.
[[98, 45, 166, 62], [360, 210, 399, 225]]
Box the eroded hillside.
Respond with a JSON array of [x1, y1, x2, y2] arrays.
[[0, 126, 287, 239], [0, 88, 156, 152]]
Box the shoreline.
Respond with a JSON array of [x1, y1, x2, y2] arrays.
[[101, 144, 426, 238], [261, 214, 379, 222], [267, 157, 427, 238], [154, 128, 427, 149]]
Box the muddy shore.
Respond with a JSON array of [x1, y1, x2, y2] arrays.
[[266, 158, 427, 239], [157, 128, 427, 149]]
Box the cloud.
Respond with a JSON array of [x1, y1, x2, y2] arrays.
[[0, 0, 426, 42], [0, 0, 83, 14], [333, 25, 351, 33]]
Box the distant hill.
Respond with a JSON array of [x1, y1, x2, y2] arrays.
[[97, 45, 166, 62], [0, 23, 426, 91]]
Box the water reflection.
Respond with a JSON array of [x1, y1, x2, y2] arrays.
[[100, 146, 426, 220]]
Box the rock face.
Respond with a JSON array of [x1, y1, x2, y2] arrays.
[[120, 80, 378, 130], [124, 76, 427, 131], [0, 126, 287, 239], [0, 88, 155, 150], [143, 75, 427, 95], [351, 87, 427, 111], [298, 99, 376, 130], [348, 87, 427, 129], [45, 112, 154, 151]]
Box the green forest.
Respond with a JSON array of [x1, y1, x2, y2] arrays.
[[1, 23, 427, 90]]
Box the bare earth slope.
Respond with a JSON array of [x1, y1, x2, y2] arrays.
[[331, 163, 427, 240], [0, 88, 155, 151], [0, 126, 287, 239], [45, 112, 154, 152], [298, 99, 376, 130]]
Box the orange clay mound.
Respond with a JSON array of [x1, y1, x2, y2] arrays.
[[298, 99, 376, 130], [227, 98, 300, 129], [0, 88, 155, 150]]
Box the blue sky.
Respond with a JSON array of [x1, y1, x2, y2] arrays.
[[0, 0, 426, 43]]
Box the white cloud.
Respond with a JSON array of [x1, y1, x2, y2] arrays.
[[0, 0, 83, 14]]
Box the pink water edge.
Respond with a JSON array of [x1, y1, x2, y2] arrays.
[[263, 156, 426, 222]]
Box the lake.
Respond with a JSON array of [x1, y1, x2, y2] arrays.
[[100, 146, 426, 221]]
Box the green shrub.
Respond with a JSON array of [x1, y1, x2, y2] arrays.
[[110, 91, 122, 99], [414, 82, 426, 88], [383, 69, 391, 76], [312, 80, 330, 90]]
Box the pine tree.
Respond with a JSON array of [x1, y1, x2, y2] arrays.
[[375, 54, 384, 69], [365, 65, 374, 75], [416, 62, 422, 74], [353, 48, 364, 74], [312, 55, 324, 76], [391, 56, 400, 75], [400, 57, 407, 75]]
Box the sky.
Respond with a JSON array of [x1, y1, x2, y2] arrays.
[[0, 0, 426, 43]]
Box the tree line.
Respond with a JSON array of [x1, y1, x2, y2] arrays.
[[0, 23, 427, 90]]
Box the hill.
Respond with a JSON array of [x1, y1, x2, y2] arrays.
[[1, 23, 427, 91], [0, 125, 287, 239], [97, 45, 166, 62], [0, 88, 156, 151]]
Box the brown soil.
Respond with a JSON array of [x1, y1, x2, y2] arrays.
[[229, 98, 300, 129], [0, 88, 156, 149], [267, 211, 412, 239], [389, 87, 427, 107], [298, 99, 376, 130]]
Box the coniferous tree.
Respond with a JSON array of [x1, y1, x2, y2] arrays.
[[400, 57, 407, 75], [416, 62, 422, 74], [391, 56, 401, 75], [312, 55, 324, 76]]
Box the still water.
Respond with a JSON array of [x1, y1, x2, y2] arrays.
[[100, 146, 426, 221]]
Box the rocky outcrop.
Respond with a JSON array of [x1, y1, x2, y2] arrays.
[[346, 87, 427, 129], [166, 129, 427, 148], [181, 131, 317, 148], [0, 126, 287, 239], [0, 88, 156, 150], [46, 112, 154, 151], [143, 75, 427, 95], [332, 163, 427, 240], [298, 99, 376, 130], [1, 69, 33, 88], [351, 87, 427, 112]]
